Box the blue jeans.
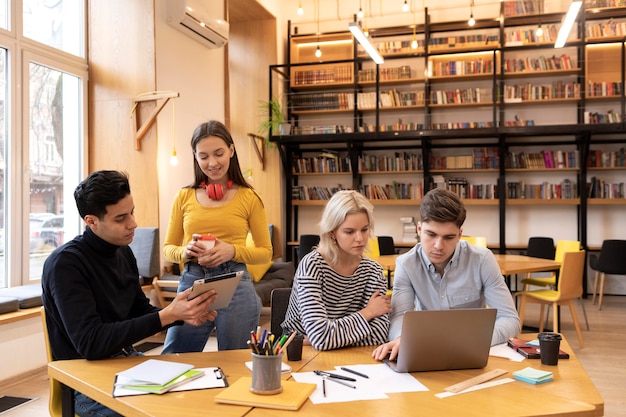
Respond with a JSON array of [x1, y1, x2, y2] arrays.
[[74, 349, 143, 417], [162, 261, 261, 353]]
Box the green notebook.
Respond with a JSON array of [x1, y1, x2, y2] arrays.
[[115, 369, 205, 395]]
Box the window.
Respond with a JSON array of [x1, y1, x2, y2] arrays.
[[0, 0, 86, 288]]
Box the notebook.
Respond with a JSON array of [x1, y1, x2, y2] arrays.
[[384, 308, 496, 373]]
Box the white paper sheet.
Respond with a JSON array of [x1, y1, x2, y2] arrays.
[[489, 343, 525, 362]]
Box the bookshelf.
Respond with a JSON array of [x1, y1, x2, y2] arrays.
[[270, 2, 626, 264]]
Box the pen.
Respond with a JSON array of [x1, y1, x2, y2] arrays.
[[340, 367, 369, 379], [326, 376, 356, 389], [313, 370, 356, 382], [322, 376, 327, 397]]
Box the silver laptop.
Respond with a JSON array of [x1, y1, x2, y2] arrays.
[[384, 308, 496, 373]]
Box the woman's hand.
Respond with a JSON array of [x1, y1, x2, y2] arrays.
[[359, 290, 392, 321], [197, 240, 236, 268]]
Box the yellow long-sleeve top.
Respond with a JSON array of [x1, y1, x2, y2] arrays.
[[163, 186, 272, 266]]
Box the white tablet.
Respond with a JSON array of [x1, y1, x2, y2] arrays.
[[187, 270, 244, 310]]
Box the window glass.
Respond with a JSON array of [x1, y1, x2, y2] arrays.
[[28, 61, 82, 280], [0, 48, 5, 288], [23, 0, 84, 58], [0, 0, 7, 30]]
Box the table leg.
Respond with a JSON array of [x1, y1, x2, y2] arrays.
[[61, 383, 75, 417]]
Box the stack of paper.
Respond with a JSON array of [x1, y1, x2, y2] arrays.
[[512, 367, 553, 385], [114, 359, 202, 395]]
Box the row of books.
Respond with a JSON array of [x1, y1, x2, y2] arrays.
[[291, 156, 352, 174], [359, 152, 423, 172], [291, 125, 354, 135], [428, 121, 495, 129], [587, 148, 626, 168], [505, 150, 579, 169], [503, 54, 574, 73], [503, 115, 535, 126], [376, 121, 425, 131], [358, 66, 411, 82], [587, 177, 626, 198], [358, 90, 426, 109], [430, 88, 490, 105], [584, 110, 622, 124], [358, 182, 424, 200], [506, 179, 578, 199], [587, 81, 623, 98], [430, 58, 494, 77], [584, 0, 626, 7], [431, 155, 476, 170], [503, 0, 544, 17], [429, 176, 499, 199], [291, 184, 347, 201], [292, 65, 352, 86], [504, 25, 559, 45], [586, 20, 626, 38], [503, 81, 580, 101], [367, 40, 425, 55], [291, 92, 353, 111], [429, 34, 499, 49]]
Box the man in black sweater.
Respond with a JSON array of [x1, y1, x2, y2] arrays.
[[42, 170, 218, 417]]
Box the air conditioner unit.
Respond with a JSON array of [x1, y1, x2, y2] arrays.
[[166, 0, 229, 49]]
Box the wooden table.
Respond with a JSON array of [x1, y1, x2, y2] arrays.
[[50, 334, 602, 417], [493, 254, 562, 276]]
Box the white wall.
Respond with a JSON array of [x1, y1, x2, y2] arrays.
[[0, 317, 46, 381]]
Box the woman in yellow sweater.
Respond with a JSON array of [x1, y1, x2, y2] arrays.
[[162, 120, 272, 352]]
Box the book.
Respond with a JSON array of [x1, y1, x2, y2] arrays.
[[115, 369, 205, 395], [214, 377, 316, 411], [507, 337, 569, 359], [114, 359, 194, 386]]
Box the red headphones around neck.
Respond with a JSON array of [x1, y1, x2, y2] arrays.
[[202, 180, 233, 200]]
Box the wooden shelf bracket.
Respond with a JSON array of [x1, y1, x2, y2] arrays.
[[247, 133, 265, 171], [131, 91, 180, 150]]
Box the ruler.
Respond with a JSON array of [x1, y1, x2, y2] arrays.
[[444, 368, 508, 393]]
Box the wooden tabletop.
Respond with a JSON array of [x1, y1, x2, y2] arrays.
[[493, 254, 562, 275], [49, 334, 602, 417]]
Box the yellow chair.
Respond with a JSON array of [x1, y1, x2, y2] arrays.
[[41, 306, 79, 417], [460, 236, 487, 247], [516, 250, 586, 348], [521, 239, 580, 290]]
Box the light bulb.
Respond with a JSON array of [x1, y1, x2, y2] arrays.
[[402, 0, 409, 12], [411, 37, 418, 49], [315, 45, 322, 58], [357, 7, 364, 18], [170, 148, 179, 166], [536, 25, 543, 37], [297, 1, 303, 15], [468, 14, 475, 27]]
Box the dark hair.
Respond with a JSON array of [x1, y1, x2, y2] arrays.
[[188, 120, 251, 189], [420, 188, 466, 227], [74, 170, 131, 219]]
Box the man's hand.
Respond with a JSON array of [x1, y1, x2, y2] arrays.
[[158, 287, 218, 327], [372, 338, 401, 361]]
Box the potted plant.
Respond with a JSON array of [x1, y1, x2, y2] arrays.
[[257, 97, 291, 143]]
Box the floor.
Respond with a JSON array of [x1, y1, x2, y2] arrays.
[[1, 298, 625, 416]]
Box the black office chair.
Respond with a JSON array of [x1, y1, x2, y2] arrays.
[[270, 288, 292, 336], [525, 237, 555, 260], [591, 239, 626, 310], [377, 236, 397, 255], [297, 234, 320, 262]]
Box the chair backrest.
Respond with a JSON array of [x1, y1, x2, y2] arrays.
[[554, 239, 581, 262], [152, 275, 179, 308], [526, 237, 555, 259], [364, 237, 380, 260], [378, 236, 396, 255], [297, 234, 320, 261], [270, 288, 292, 336], [41, 306, 71, 417], [128, 227, 160, 280], [460, 236, 487, 247], [597, 239, 626, 274], [557, 250, 586, 300]]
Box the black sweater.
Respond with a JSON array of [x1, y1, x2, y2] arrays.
[[42, 227, 164, 360]]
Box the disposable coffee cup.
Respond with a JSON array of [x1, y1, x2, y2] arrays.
[[538, 332, 562, 366], [250, 352, 284, 395], [197, 234, 216, 250], [286, 334, 304, 361]]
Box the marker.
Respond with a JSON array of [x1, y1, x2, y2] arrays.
[[340, 367, 369, 379], [313, 370, 356, 382]]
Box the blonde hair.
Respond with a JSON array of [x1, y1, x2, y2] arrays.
[[317, 190, 374, 265]]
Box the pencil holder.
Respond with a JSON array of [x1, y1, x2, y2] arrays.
[[250, 352, 283, 395]]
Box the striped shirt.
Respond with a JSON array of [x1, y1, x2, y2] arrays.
[[281, 250, 390, 351]]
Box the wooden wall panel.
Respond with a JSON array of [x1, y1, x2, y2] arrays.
[[88, 0, 159, 226]]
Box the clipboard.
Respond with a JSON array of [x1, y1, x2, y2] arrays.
[[113, 367, 228, 397]]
